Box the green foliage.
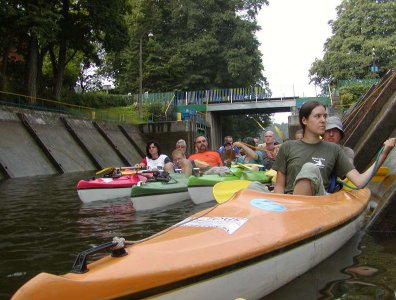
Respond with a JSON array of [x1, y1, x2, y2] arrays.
[[144, 102, 167, 121], [338, 83, 371, 110], [0, 0, 129, 99], [94, 105, 142, 124], [309, 0, 396, 90], [62, 92, 135, 108], [106, 0, 269, 94], [221, 113, 271, 141]]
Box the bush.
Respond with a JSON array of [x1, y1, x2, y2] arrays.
[[338, 84, 372, 111], [143, 102, 167, 121], [62, 92, 137, 108]]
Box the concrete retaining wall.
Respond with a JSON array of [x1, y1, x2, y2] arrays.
[[343, 70, 396, 172], [0, 107, 147, 178]]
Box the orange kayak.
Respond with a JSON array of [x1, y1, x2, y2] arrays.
[[12, 188, 371, 300]]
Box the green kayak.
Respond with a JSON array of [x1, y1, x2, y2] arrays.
[[188, 169, 271, 205], [131, 173, 190, 211], [240, 170, 271, 183]]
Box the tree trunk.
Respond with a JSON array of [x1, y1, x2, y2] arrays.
[[53, 0, 70, 101], [27, 34, 38, 104], [37, 47, 48, 95], [53, 39, 66, 101], [0, 48, 9, 92]]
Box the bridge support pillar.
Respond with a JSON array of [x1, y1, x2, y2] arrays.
[[206, 112, 222, 150]]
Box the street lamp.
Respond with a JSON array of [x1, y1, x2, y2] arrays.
[[138, 32, 154, 118], [370, 47, 379, 77]]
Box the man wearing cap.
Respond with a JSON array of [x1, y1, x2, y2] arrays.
[[324, 116, 355, 165]]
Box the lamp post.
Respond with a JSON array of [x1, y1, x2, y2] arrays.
[[138, 32, 153, 118], [370, 47, 379, 77]]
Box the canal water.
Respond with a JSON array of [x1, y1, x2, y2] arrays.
[[1, 172, 395, 299]]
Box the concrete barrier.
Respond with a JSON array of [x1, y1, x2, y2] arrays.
[[343, 70, 396, 172], [0, 107, 147, 178]]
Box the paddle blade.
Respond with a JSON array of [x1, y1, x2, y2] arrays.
[[274, 125, 285, 142], [96, 167, 115, 175], [213, 180, 252, 204]]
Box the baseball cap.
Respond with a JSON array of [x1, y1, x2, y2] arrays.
[[326, 116, 344, 137]]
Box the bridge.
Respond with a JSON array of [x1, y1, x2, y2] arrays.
[[158, 88, 330, 147]]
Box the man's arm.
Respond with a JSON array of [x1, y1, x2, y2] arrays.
[[233, 142, 258, 160]]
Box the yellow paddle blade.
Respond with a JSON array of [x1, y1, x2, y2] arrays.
[[213, 180, 252, 204], [121, 170, 137, 175], [274, 125, 285, 142], [265, 169, 277, 184], [375, 166, 389, 176], [237, 163, 264, 171], [96, 167, 115, 175], [96, 166, 139, 175]]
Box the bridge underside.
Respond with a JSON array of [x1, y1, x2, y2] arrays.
[[206, 99, 295, 147], [206, 99, 295, 115]]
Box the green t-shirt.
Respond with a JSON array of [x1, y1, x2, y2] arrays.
[[272, 140, 354, 194]]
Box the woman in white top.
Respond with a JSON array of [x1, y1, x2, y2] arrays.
[[135, 141, 174, 172]]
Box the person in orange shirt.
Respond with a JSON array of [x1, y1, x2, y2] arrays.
[[189, 135, 223, 166], [179, 135, 223, 175]]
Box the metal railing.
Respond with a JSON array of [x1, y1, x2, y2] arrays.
[[0, 91, 93, 118]]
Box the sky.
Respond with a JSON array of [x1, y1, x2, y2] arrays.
[[256, 0, 341, 123]]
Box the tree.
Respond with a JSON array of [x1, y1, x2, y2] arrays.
[[309, 0, 396, 90], [48, 0, 129, 100], [221, 113, 271, 142], [0, 0, 128, 101], [107, 0, 269, 94]]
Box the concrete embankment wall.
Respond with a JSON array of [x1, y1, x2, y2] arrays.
[[0, 107, 147, 179], [343, 70, 396, 172], [341, 70, 396, 237]]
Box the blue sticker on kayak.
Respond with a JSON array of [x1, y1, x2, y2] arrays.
[[250, 199, 287, 211]]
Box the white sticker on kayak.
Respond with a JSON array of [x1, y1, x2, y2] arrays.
[[101, 178, 114, 183], [181, 217, 247, 234]]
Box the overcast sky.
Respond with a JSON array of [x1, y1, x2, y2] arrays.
[[256, 0, 341, 123]]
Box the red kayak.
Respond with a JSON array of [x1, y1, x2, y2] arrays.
[[77, 173, 148, 203]]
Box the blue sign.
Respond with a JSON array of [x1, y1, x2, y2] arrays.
[[250, 199, 287, 212]]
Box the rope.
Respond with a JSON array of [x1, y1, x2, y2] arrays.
[[111, 236, 127, 249], [337, 145, 385, 190]]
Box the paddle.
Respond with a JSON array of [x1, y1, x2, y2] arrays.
[[237, 163, 264, 170], [274, 125, 286, 142], [96, 166, 137, 175], [213, 180, 252, 204]]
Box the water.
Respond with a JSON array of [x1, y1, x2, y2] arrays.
[[1, 172, 395, 299]]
